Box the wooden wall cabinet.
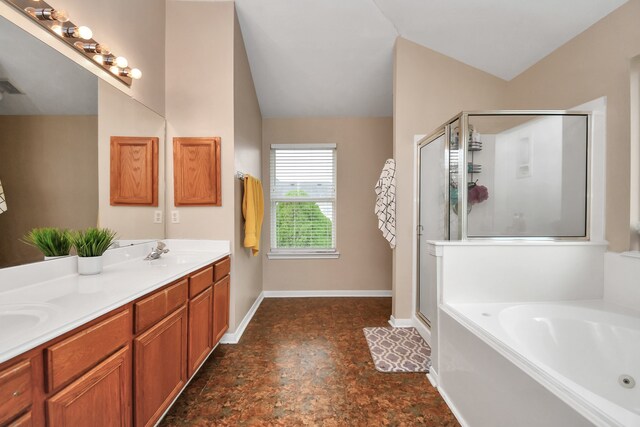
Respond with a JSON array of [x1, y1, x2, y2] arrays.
[[110, 136, 159, 206], [173, 137, 221, 206], [134, 307, 188, 427]]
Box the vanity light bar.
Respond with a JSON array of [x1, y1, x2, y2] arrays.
[[4, 0, 143, 85]]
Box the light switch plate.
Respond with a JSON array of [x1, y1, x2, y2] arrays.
[[171, 210, 180, 223]]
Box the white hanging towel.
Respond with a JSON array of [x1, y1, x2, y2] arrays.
[[0, 179, 6, 214], [375, 159, 396, 248]]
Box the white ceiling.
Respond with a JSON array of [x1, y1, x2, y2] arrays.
[[235, 0, 627, 118], [0, 16, 97, 116]]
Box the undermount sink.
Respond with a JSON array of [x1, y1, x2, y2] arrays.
[[0, 303, 57, 342]]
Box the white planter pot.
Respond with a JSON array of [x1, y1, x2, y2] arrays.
[[77, 256, 103, 275]]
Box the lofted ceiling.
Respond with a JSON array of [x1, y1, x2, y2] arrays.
[[235, 0, 627, 118]]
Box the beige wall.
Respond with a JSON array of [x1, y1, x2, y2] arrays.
[[262, 117, 393, 292], [166, 1, 263, 333], [233, 9, 263, 330], [54, 0, 166, 115], [165, 0, 235, 242], [393, 38, 508, 318], [392, 0, 640, 319], [0, 116, 98, 267], [505, 0, 640, 252], [98, 80, 166, 240]]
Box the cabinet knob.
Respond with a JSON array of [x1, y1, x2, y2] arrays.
[[12, 390, 20, 397]]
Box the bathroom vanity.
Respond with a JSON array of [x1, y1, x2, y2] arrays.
[[0, 240, 231, 427]]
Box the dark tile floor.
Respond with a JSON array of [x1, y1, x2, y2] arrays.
[[161, 298, 459, 426]]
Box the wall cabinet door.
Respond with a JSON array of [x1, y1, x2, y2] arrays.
[[46, 346, 131, 427], [188, 287, 214, 377], [212, 276, 230, 345], [134, 307, 187, 427], [110, 136, 159, 206], [173, 137, 221, 206]]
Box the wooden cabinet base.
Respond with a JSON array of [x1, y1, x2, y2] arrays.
[[188, 287, 214, 377], [134, 307, 188, 427], [213, 276, 230, 345], [46, 346, 131, 427]]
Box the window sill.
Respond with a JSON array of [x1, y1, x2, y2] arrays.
[[267, 252, 340, 260]]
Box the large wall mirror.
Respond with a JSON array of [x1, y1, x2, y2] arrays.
[[0, 15, 165, 269]]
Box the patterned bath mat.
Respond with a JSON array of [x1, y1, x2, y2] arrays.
[[363, 327, 431, 373]]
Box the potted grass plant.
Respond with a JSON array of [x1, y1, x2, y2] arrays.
[[23, 227, 72, 260], [72, 228, 117, 275]]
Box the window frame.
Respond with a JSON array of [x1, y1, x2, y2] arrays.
[[268, 143, 339, 260]]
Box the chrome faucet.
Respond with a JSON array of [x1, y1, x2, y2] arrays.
[[144, 241, 170, 260]]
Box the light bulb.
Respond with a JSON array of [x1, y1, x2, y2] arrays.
[[115, 56, 128, 68], [93, 54, 104, 64], [77, 26, 92, 40], [109, 66, 120, 75], [130, 68, 142, 80], [51, 9, 69, 22], [51, 24, 63, 36]]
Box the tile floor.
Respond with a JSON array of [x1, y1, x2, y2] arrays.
[[161, 298, 459, 426]]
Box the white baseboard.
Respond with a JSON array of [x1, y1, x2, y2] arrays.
[[220, 291, 264, 344], [427, 368, 438, 388], [388, 315, 413, 327], [438, 383, 470, 427], [412, 315, 432, 345], [263, 290, 392, 298]]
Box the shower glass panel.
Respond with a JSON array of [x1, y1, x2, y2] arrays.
[[417, 133, 447, 325], [449, 118, 461, 240], [465, 114, 588, 238]]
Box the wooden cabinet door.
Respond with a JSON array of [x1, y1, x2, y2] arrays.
[[134, 307, 187, 427], [47, 346, 131, 427], [110, 136, 159, 206], [188, 287, 213, 377], [173, 137, 221, 206], [212, 276, 230, 345]]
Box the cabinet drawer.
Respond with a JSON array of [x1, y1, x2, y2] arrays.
[[135, 279, 188, 333], [213, 257, 230, 282], [8, 411, 31, 427], [46, 309, 131, 392], [189, 266, 213, 298], [0, 360, 32, 425]]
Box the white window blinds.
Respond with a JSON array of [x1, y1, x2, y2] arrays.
[[270, 144, 336, 252]]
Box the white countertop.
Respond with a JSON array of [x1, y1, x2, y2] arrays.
[[0, 240, 231, 364]]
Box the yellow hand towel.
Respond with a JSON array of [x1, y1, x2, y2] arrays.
[[242, 175, 264, 256]]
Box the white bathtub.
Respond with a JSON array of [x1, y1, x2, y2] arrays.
[[447, 300, 640, 427]]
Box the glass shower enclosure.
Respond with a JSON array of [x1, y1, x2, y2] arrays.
[[416, 111, 591, 325]]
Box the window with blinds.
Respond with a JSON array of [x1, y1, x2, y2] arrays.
[[270, 144, 337, 253]]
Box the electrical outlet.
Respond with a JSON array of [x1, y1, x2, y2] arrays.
[[171, 210, 180, 224], [153, 210, 162, 224]]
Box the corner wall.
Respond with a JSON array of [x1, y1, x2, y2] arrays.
[[505, 0, 640, 252], [165, 1, 262, 334], [233, 9, 263, 330], [393, 38, 508, 319], [262, 117, 393, 292]]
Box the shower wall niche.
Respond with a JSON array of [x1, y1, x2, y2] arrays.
[[420, 111, 591, 241]]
